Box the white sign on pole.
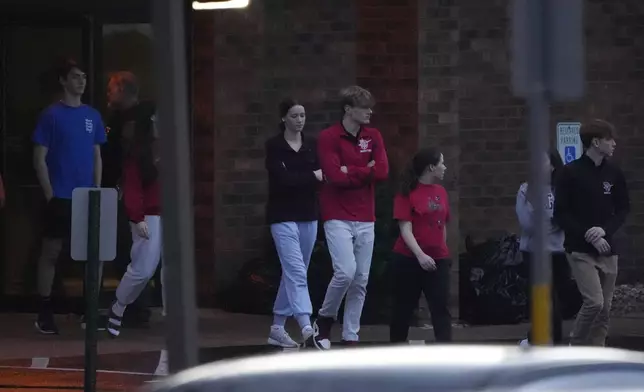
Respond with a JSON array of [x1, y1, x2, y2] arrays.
[[70, 187, 118, 262], [556, 122, 582, 164]]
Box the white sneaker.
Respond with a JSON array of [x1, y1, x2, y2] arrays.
[[301, 325, 322, 349], [519, 338, 530, 347], [302, 325, 315, 341], [154, 349, 169, 376], [267, 325, 299, 348]]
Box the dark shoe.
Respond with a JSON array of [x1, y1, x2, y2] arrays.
[[35, 310, 59, 335], [312, 317, 334, 350], [340, 340, 359, 348]]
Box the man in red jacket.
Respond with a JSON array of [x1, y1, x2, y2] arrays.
[[312, 86, 389, 349]]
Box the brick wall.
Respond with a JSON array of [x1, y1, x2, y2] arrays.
[[417, 0, 461, 309], [192, 12, 216, 303], [208, 1, 357, 287], [191, 0, 644, 302], [356, 0, 419, 170], [455, 0, 644, 281]]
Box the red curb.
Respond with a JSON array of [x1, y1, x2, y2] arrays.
[[0, 368, 153, 392]]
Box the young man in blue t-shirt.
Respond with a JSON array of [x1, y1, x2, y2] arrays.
[[33, 59, 107, 334]]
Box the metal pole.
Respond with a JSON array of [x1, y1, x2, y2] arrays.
[[152, 0, 199, 373], [84, 190, 101, 392], [527, 0, 552, 346]]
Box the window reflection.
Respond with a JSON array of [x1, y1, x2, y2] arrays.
[[102, 24, 154, 103]]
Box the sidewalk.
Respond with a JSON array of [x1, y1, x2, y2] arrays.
[[2, 309, 644, 362], [0, 368, 151, 392]]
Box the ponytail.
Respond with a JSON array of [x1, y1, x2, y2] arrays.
[[398, 147, 443, 196]]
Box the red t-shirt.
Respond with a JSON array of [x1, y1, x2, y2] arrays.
[[393, 184, 450, 259]]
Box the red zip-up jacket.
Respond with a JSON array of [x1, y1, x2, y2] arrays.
[[318, 122, 389, 222], [122, 158, 161, 223]]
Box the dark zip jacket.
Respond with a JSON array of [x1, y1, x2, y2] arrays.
[[553, 154, 630, 255], [265, 133, 320, 224], [102, 101, 156, 188]]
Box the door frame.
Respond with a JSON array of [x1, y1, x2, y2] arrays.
[[0, 1, 195, 311], [0, 13, 95, 310]]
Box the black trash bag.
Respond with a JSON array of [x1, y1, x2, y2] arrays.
[[218, 255, 282, 315], [470, 233, 524, 268], [459, 233, 528, 325]]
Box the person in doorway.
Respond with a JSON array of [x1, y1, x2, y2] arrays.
[[264, 98, 324, 348], [33, 59, 106, 334], [106, 107, 163, 338], [516, 149, 569, 346], [554, 119, 630, 346], [389, 148, 452, 344], [104, 71, 157, 327], [313, 86, 389, 349]]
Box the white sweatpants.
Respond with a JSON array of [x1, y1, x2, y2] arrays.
[[318, 220, 375, 341], [115, 215, 165, 313]]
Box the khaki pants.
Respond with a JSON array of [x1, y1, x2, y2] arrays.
[[567, 252, 618, 346]]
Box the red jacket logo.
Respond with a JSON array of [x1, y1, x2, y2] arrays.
[[358, 138, 372, 153]]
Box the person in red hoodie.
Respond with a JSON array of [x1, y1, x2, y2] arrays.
[[106, 111, 162, 338], [313, 86, 389, 349], [389, 148, 452, 344]]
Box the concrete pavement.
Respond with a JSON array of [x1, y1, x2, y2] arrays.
[[2, 309, 644, 374], [1, 309, 644, 392]]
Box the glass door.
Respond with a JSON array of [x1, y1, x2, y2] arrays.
[[0, 16, 93, 307]]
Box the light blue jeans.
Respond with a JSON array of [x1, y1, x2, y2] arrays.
[[319, 220, 375, 341], [271, 221, 318, 324]]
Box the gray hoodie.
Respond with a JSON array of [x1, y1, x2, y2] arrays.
[[515, 182, 565, 253]]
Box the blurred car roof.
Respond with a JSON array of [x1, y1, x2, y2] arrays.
[[149, 345, 644, 392]]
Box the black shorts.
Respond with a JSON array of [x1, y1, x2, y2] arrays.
[[43, 197, 72, 239]]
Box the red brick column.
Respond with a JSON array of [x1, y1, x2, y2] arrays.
[[192, 11, 216, 305], [208, 1, 357, 289], [417, 0, 461, 312], [355, 0, 420, 171]]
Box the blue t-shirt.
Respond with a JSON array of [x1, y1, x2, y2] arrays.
[[33, 102, 107, 199]]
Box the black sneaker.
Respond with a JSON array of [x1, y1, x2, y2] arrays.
[[106, 309, 122, 338], [35, 311, 59, 335], [312, 316, 334, 350], [80, 314, 107, 331]]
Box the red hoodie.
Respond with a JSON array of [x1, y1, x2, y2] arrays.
[[318, 123, 389, 222], [122, 158, 161, 223]]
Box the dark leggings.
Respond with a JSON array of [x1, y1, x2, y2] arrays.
[[390, 253, 452, 343], [523, 251, 570, 344]]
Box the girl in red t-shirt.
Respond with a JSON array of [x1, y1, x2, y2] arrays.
[[390, 147, 452, 343]]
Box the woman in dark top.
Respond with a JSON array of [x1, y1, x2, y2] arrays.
[[390, 147, 452, 343], [265, 98, 323, 348]]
